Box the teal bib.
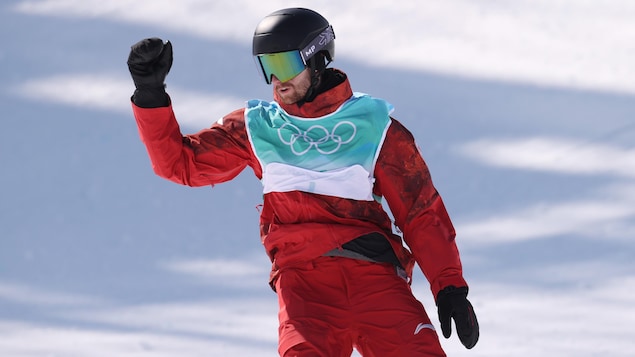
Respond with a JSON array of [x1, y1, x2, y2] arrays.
[[245, 92, 393, 201]]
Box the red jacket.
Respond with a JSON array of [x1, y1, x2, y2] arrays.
[[132, 71, 467, 298]]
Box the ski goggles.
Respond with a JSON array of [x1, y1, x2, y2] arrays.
[[255, 50, 306, 84], [255, 25, 335, 84]]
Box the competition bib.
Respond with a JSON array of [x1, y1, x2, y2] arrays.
[[245, 92, 393, 201]]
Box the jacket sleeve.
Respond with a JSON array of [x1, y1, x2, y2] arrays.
[[132, 101, 258, 187], [374, 118, 467, 299]]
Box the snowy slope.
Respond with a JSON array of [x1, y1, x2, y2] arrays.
[[1, 1, 634, 356]]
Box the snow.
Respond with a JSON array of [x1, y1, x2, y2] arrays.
[[2, 0, 634, 356]]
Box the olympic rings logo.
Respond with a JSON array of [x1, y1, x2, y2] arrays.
[[277, 121, 357, 155]]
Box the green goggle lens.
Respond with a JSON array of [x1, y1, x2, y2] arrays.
[[256, 50, 306, 84]]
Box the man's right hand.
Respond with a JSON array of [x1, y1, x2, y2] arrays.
[[127, 38, 172, 108], [127, 37, 173, 90]]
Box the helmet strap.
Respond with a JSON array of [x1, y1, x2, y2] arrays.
[[303, 52, 331, 102]]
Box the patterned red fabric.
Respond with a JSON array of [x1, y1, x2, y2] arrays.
[[131, 69, 467, 297]]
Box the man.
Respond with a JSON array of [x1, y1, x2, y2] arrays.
[[128, 7, 479, 357]]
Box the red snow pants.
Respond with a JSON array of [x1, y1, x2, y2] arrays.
[[275, 256, 446, 357]]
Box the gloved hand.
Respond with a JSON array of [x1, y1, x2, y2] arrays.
[[436, 285, 479, 349], [127, 37, 172, 107]]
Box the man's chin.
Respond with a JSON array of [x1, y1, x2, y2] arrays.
[[277, 93, 298, 105]]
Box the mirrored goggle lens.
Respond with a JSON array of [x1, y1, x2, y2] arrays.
[[256, 50, 305, 84]]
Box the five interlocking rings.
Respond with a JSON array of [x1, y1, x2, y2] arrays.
[[277, 121, 357, 155]]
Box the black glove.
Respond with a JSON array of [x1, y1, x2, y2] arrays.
[[127, 37, 172, 108], [436, 285, 479, 349]]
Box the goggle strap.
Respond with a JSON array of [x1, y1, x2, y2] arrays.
[[300, 26, 335, 62]]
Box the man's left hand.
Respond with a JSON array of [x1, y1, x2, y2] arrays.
[[436, 285, 479, 349]]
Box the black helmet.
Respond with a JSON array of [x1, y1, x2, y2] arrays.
[[253, 8, 335, 85], [253, 8, 335, 60]]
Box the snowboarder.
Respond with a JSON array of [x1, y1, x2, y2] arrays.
[[128, 7, 479, 356]]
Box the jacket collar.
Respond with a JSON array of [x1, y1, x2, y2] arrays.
[[275, 69, 353, 118]]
